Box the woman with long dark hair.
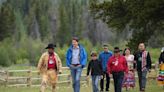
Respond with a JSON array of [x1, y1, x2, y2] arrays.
[[122, 48, 135, 91]]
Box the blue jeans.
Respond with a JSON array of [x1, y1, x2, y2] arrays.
[[92, 75, 100, 92], [70, 65, 82, 92]]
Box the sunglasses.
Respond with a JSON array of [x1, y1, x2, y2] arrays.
[[114, 51, 120, 53], [91, 55, 97, 57]]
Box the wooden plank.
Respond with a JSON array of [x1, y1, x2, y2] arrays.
[[8, 77, 29, 80], [57, 81, 71, 84], [31, 77, 41, 80], [0, 78, 6, 81], [58, 74, 70, 77], [8, 70, 30, 73], [4, 67, 86, 73], [0, 71, 6, 74], [81, 74, 87, 77], [8, 84, 27, 87], [61, 67, 69, 70], [31, 85, 40, 87], [31, 71, 38, 73]]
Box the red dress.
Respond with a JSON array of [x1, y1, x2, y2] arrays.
[[122, 55, 135, 88], [122, 71, 135, 87]]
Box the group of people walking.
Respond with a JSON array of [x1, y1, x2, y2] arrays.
[[37, 37, 163, 92]]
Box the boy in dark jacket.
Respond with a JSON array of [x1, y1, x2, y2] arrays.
[[87, 51, 103, 92]]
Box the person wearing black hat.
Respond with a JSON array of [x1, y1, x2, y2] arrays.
[[37, 43, 62, 92], [107, 47, 128, 92]]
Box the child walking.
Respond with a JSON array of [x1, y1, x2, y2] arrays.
[[87, 51, 103, 92]]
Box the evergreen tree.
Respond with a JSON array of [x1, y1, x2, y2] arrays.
[[57, 0, 71, 46], [0, 1, 15, 41], [90, 0, 164, 50]]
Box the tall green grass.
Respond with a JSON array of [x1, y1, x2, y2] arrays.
[[147, 48, 161, 63]]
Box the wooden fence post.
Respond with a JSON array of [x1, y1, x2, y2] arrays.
[[68, 74, 71, 85], [5, 70, 9, 87], [86, 77, 90, 86], [27, 69, 32, 87]]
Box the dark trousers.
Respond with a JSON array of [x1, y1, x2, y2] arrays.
[[100, 72, 110, 91], [137, 70, 147, 91], [112, 71, 124, 92]]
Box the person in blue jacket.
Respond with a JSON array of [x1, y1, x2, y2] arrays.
[[99, 44, 113, 92], [66, 37, 87, 92]]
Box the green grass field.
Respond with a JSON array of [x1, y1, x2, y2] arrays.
[[0, 65, 163, 92], [0, 80, 163, 92]]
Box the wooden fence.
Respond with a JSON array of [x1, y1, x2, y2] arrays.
[[0, 64, 158, 87], [0, 67, 89, 87]]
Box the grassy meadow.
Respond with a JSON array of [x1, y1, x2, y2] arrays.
[[0, 64, 164, 92], [0, 80, 163, 92]]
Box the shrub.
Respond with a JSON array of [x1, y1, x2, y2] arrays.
[[147, 48, 161, 63], [0, 46, 11, 67], [56, 44, 69, 66]]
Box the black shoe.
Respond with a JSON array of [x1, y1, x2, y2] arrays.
[[106, 89, 110, 92]]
